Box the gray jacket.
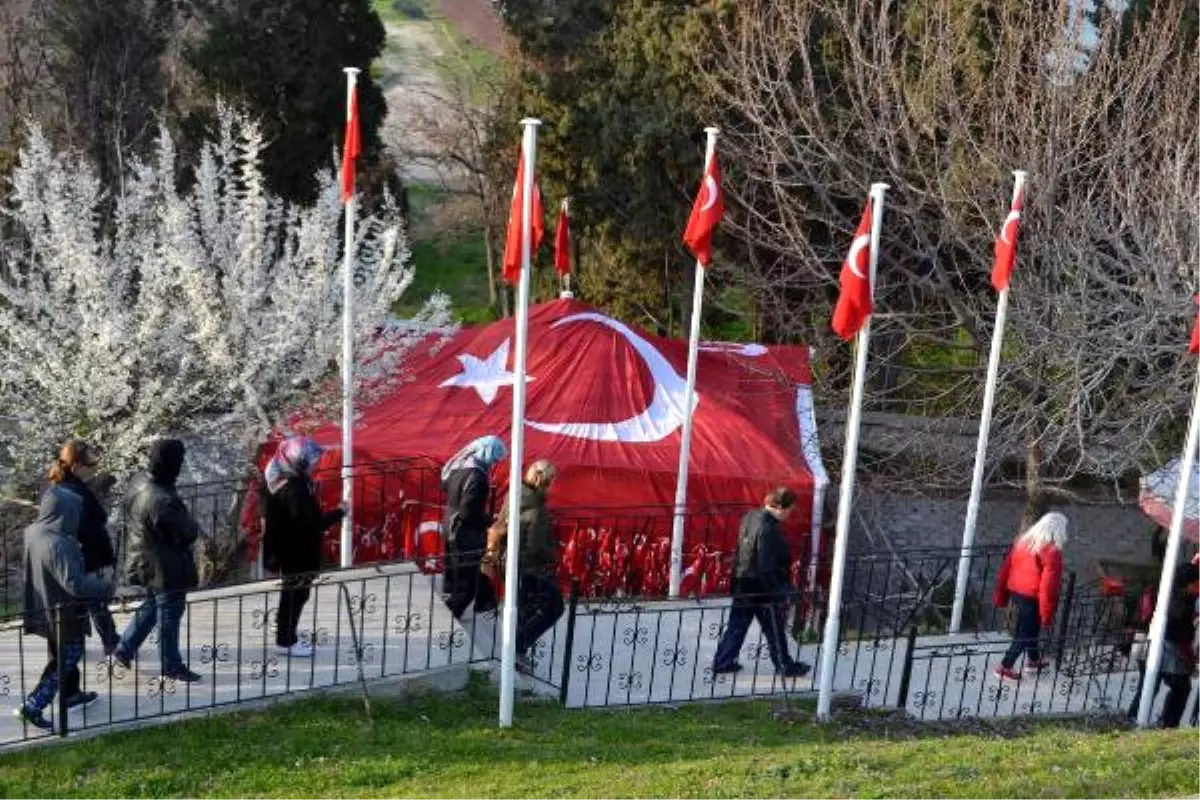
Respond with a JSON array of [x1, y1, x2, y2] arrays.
[[23, 487, 112, 642], [732, 508, 792, 597]]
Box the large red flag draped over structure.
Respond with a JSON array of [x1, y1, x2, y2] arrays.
[[554, 199, 571, 277], [682, 153, 724, 266], [340, 85, 361, 203], [831, 199, 874, 341], [502, 154, 544, 285], [991, 184, 1024, 292]]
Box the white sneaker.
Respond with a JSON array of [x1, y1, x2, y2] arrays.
[[278, 642, 314, 658]]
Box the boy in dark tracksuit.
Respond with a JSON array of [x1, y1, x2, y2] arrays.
[[712, 487, 810, 678]]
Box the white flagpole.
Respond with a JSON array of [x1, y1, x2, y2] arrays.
[[340, 66, 360, 570], [1136, 358, 1200, 727], [817, 181, 889, 720], [950, 170, 1027, 634], [499, 117, 541, 729], [670, 126, 720, 598], [560, 198, 574, 300]]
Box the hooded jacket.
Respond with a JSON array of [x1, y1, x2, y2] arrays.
[[123, 439, 200, 590], [23, 487, 111, 642], [489, 482, 557, 578]]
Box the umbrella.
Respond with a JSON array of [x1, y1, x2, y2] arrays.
[[1138, 458, 1200, 543]]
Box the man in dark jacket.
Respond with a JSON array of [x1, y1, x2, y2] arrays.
[[711, 488, 811, 678], [1128, 550, 1199, 727], [110, 439, 202, 682], [484, 460, 564, 670], [17, 487, 112, 731]]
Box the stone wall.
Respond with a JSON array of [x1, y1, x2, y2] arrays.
[[848, 487, 1160, 579]]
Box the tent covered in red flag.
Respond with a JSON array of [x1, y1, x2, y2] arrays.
[[253, 299, 828, 595]]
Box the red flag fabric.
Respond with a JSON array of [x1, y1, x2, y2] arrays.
[[554, 199, 571, 277], [340, 85, 361, 204], [991, 184, 1024, 292], [831, 199, 875, 341], [1190, 295, 1199, 355], [683, 154, 724, 267], [502, 154, 545, 285]]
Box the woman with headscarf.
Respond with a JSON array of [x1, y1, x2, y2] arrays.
[[992, 511, 1069, 680], [441, 435, 507, 618], [262, 436, 344, 657]]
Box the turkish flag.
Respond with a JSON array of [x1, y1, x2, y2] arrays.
[[831, 199, 874, 341], [502, 153, 545, 285], [1190, 295, 1199, 355], [554, 199, 571, 277], [991, 184, 1024, 292], [683, 154, 724, 267], [340, 85, 361, 204]]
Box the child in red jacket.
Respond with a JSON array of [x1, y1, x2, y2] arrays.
[[993, 511, 1068, 680]]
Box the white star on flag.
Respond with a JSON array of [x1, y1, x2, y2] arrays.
[[438, 339, 533, 405]]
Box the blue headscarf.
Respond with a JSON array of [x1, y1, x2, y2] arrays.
[[264, 436, 324, 494], [440, 435, 508, 484]]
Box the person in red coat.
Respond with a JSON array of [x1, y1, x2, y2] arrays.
[[992, 511, 1068, 680]]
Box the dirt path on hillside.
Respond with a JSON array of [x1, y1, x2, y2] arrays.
[[379, 19, 450, 185], [433, 0, 505, 56]]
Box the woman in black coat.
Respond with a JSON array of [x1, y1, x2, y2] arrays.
[[48, 440, 119, 657], [262, 437, 343, 657], [441, 435, 507, 619]]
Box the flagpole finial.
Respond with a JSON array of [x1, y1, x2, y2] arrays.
[[704, 126, 720, 136], [520, 118, 542, 128], [343, 66, 361, 77], [1012, 170, 1028, 180], [870, 182, 891, 194]]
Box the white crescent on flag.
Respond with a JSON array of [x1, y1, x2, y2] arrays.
[[847, 234, 870, 280]]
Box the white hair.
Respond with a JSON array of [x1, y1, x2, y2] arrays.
[[1017, 512, 1069, 553]]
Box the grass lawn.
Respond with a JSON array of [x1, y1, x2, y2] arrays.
[[0, 677, 1195, 798]]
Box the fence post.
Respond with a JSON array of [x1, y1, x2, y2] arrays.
[[55, 604, 68, 738], [896, 625, 918, 710], [558, 579, 580, 706], [1053, 571, 1076, 664]]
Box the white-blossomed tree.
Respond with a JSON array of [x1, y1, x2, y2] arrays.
[[0, 107, 457, 491]]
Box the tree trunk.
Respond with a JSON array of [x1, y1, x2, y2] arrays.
[[483, 222, 497, 309], [1020, 439, 1046, 531]]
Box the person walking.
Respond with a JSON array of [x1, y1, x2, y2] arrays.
[[109, 439, 202, 683], [441, 435, 508, 618], [711, 488, 811, 678], [16, 487, 113, 731], [484, 460, 564, 671], [261, 436, 344, 657], [1127, 550, 1199, 727], [992, 511, 1068, 680], [48, 439, 120, 659]]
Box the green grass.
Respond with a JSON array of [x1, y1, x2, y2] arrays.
[[399, 226, 497, 323], [0, 677, 1194, 798]]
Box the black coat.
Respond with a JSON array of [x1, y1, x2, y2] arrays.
[[262, 476, 343, 575], [59, 473, 116, 572], [443, 467, 490, 552], [122, 472, 200, 591], [731, 508, 793, 598]]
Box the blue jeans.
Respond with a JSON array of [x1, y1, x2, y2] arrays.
[[25, 640, 84, 714], [117, 590, 187, 673], [1001, 593, 1042, 669]]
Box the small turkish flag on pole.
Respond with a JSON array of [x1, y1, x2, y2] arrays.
[[1190, 295, 1199, 355], [341, 80, 361, 204], [831, 199, 875, 341], [991, 177, 1025, 292], [554, 198, 571, 278], [682, 149, 724, 267], [502, 153, 544, 285]]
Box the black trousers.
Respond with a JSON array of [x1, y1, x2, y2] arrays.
[[515, 575, 565, 655], [1128, 666, 1193, 728], [712, 593, 796, 672], [276, 574, 314, 648], [40, 637, 83, 700], [443, 541, 495, 618]]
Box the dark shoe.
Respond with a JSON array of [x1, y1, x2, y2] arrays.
[[13, 706, 52, 731], [65, 691, 99, 711], [779, 661, 811, 678], [106, 649, 132, 671], [712, 662, 743, 675], [162, 667, 202, 683]]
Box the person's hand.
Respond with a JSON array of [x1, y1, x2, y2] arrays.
[[1191, 551, 1199, 566]]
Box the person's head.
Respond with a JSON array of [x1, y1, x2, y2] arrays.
[[148, 438, 186, 487], [264, 436, 324, 494], [764, 487, 798, 521], [525, 459, 556, 492], [1017, 511, 1069, 554], [33, 485, 82, 538], [47, 439, 99, 485], [441, 435, 509, 483]]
